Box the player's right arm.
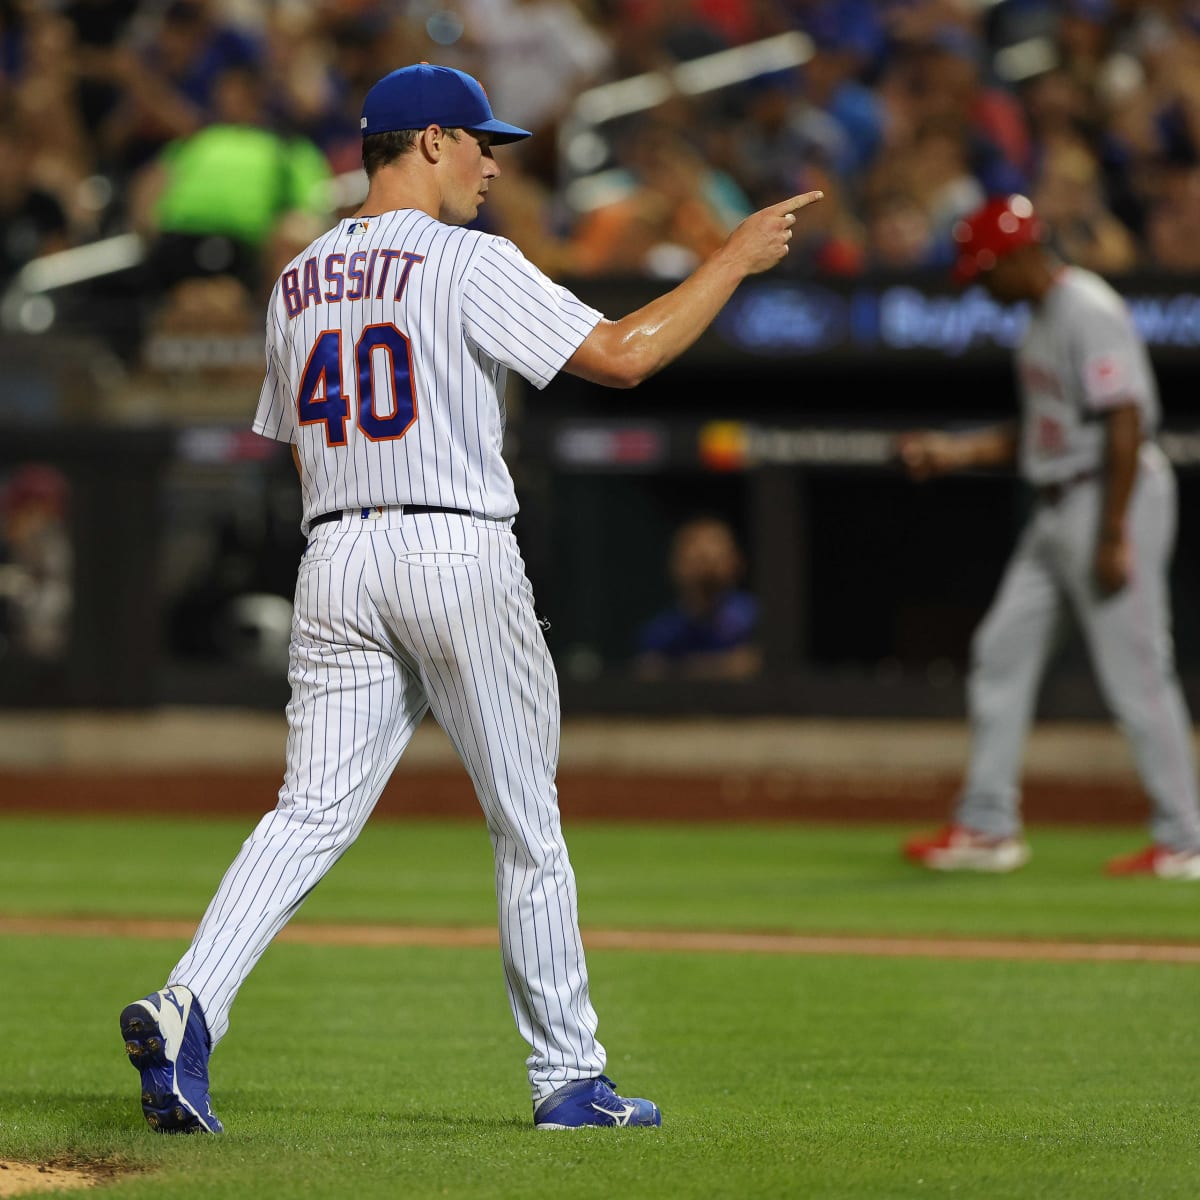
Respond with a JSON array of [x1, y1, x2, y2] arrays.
[[897, 424, 1018, 481], [562, 191, 824, 389]]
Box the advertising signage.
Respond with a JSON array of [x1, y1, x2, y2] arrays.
[[571, 274, 1200, 364], [716, 281, 1200, 359]]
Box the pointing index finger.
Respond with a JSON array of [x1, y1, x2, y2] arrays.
[[777, 190, 825, 215]]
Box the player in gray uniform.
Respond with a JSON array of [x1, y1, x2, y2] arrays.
[[900, 194, 1200, 880], [117, 63, 824, 1133]]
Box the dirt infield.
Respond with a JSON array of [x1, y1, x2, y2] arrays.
[[0, 1161, 102, 1196], [3, 914, 1198, 964], [0, 713, 1161, 824], [0, 767, 1151, 824]]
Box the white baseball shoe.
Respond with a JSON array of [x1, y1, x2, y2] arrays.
[[903, 824, 1030, 873], [1104, 844, 1200, 880]]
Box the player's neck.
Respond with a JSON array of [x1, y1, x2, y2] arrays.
[[1029, 259, 1066, 306], [356, 167, 440, 222]]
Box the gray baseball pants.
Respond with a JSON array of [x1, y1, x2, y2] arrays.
[[956, 443, 1200, 851]]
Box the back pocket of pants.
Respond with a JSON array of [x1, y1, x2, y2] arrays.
[[397, 551, 478, 567]]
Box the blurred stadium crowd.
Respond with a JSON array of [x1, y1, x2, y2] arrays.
[[4, 0, 1200, 310]]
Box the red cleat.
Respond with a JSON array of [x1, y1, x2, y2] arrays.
[[1104, 845, 1200, 879], [902, 824, 1030, 873]]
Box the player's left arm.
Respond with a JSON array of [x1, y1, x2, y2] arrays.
[[1095, 403, 1140, 596]]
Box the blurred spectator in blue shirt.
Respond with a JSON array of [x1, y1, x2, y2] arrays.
[[100, 0, 262, 175], [725, 68, 827, 207], [635, 516, 761, 681], [863, 187, 942, 271], [806, 44, 886, 178], [151, 1, 260, 115]]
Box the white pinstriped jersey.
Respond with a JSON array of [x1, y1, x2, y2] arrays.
[[253, 209, 603, 530], [1017, 267, 1159, 486]]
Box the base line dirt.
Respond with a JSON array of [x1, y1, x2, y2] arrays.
[[1, 915, 1198, 964]]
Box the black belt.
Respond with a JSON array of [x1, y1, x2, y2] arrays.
[[1036, 469, 1100, 505], [309, 505, 472, 529]]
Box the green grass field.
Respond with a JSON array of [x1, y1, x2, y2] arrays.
[[1, 815, 1198, 1199]]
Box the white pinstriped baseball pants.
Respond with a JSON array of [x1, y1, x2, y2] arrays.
[[169, 509, 605, 1101]]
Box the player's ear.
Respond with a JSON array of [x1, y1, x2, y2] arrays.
[[420, 125, 446, 163]]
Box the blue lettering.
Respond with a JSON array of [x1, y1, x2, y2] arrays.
[[324, 253, 345, 301], [346, 251, 367, 300], [301, 258, 321, 310], [394, 252, 424, 301], [281, 268, 303, 319]]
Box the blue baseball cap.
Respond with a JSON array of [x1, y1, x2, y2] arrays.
[[360, 63, 531, 144]]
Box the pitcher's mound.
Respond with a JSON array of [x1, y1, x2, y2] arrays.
[[0, 1161, 104, 1195]]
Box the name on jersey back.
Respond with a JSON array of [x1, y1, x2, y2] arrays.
[[281, 249, 426, 319]]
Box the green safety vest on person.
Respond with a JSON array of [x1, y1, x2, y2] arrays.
[[154, 125, 330, 247]]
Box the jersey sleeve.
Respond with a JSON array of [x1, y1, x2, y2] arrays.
[[461, 236, 603, 389], [1068, 294, 1150, 415], [251, 296, 296, 443]]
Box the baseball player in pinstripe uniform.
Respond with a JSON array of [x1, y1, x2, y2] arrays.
[[901, 195, 1200, 880], [119, 63, 823, 1133]]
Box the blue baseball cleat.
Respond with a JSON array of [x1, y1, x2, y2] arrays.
[[119, 985, 223, 1133], [533, 1075, 661, 1129]]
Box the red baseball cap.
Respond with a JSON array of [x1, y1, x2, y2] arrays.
[[951, 194, 1043, 284]]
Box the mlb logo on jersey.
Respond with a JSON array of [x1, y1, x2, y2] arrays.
[[347, 219, 372, 236]]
